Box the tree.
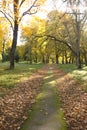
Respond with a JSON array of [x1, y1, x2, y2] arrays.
[[62, 0, 87, 68], [45, 10, 74, 64], [20, 16, 47, 63], [0, 17, 11, 62], [44, 6, 87, 67], [0, 0, 45, 69], [80, 30, 87, 65]]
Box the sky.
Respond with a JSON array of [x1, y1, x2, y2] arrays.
[[36, 0, 66, 19], [21, 0, 66, 26]]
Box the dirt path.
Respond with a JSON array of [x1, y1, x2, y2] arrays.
[[20, 66, 67, 130]]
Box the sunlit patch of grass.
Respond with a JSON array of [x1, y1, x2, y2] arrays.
[[0, 62, 43, 90], [58, 64, 87, 92]]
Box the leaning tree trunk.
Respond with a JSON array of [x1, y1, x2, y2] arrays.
[[10, 20, 18, 69]]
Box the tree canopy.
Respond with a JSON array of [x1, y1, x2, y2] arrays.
[[0, 0, 87, 68]]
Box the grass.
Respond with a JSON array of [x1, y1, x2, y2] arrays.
[[20, 91, 43, 130], [58, 64, 77, 73], [58, 64, 87, 92], [0, 62, 43, 90]]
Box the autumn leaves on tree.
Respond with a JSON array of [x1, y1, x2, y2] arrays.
[[0, 0, 45, 69], [0, 0, 87, 68]]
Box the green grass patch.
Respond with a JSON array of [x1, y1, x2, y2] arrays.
[[20, 89, 44, 130], [0, 62, 43, 90], [58, 64, 77, 73], [42, 71, 67, 130], [58, 64, 87, 92], [53, 87, 67, 130]]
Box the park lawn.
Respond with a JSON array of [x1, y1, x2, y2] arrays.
[[58, 64, 87, 92], [0, 62, 43, 90]]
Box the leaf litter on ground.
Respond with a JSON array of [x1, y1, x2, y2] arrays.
[[0, 65, 87, 130], [54, 68, 87, 130], [0, 68, 46, 130]]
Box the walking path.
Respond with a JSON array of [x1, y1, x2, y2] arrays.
[[20, 66, 67, 130]]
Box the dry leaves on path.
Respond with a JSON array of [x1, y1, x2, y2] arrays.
[[0, 68, 46, 130], [54, 69, 87, 130]]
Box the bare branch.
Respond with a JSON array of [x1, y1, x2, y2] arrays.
[[19, 0, 38, 22], [34, 34, 77, 55], [81, 15, 87, 29], [46, 35, 77, 55], [0, 10, 13, 30], [25, 10, 37, 15], [3, 10, 14, 22], [19, 0, 25, 7]]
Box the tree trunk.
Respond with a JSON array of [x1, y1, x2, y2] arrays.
[[62, 53, 64, 64], [76, 19, 81, 69], [2, 40, 5, 62], [42, 55, 45, 63], [56, 54, 59, 64], [29, 45, 32, 64], [84, 52, 87, 66], [46, 55, 49, 63], [30, 54, 32, 64], [10, 0, 19, 69], [10, 20, 18, 69], [76, 51, 81, 68], [65, 51, 68, 64], [35, 55, 38, 63]]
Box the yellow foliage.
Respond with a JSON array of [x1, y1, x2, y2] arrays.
[[22, 26, 33, 36], [0, 18, 10, 53], [36, 0, 46, 5]]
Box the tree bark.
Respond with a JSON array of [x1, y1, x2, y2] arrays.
[[62, 54, 64, 64], [56, 54, 59, 64], [83, 52, 87, 66], [10, 0, 19, 69], [10, 20, 18, 69], [76, 21, 81, 69], [42, 55, 45, 63], [2, 40, 5, 62]]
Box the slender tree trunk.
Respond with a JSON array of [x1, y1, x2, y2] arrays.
[[56, 54, 59, 64], [83, 52, 87, 66], [30, 54, 32, 64], [46, 56, 49, 63], [65, 51, 68, 64], [35, 54, 38, 63], [2, 40, 5, 62], [42, 55, 45, 63], [29, 45, 32, 64], [76, 21, 81, 69], [34, 51, 38, 63], [35, 57, 38, 63], [10, 20, 18, 69], [62, 53, 64, 64], [76, 51, 81, 68]]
